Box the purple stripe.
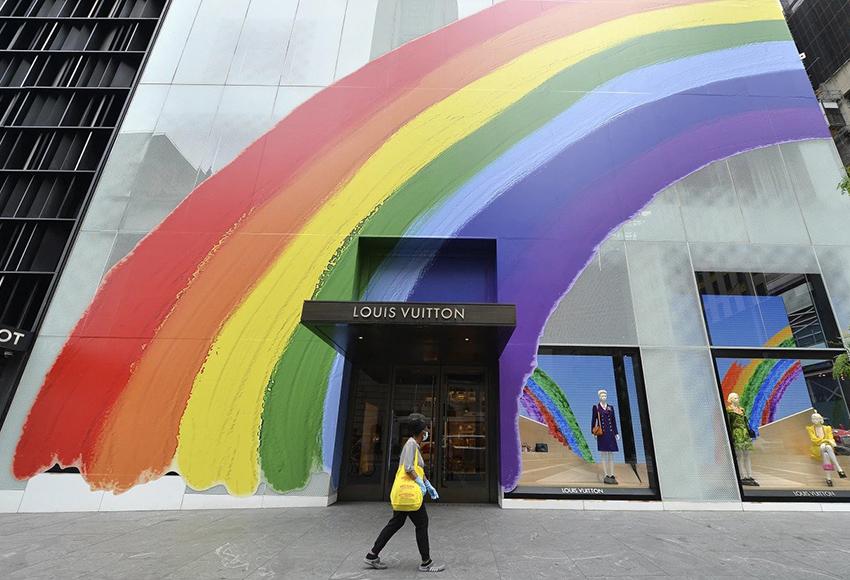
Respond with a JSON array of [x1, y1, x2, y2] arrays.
[[410, 70, 826, 490], [765, 363, 803, 424], [501, 109, 824, 489], [520, 390, 547, 425], [452, 71, 818, 241]]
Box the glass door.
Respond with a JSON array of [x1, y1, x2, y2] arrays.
[[341, 364, 492, 503], [439, 367, 489, 502], [339, 366, 391, 501], [383, 366, 438, 499]]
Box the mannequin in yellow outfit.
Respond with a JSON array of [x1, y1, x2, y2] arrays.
[[806, 412, 847, 487]]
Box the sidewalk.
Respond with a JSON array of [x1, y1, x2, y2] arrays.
[[0, 503, 848, 579]]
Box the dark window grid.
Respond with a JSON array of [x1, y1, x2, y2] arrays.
[[0, 0, 170, 436], [0, 19, 156, 51], [1, 0, 165, 19], [788, 0, 850, 86]]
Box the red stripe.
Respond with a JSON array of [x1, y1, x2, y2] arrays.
[[12, 1, 554, 478], [524, 388, 568, 449]]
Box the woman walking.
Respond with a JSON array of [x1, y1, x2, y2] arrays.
[[364, 413, 446, 573]]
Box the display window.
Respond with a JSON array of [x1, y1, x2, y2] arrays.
[[697, 271, 850, 500], [506, 347, 659, 500], [715, 355, 850, 499], [696, 271, 838, 349]]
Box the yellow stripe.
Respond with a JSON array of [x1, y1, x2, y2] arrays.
[[175, 0, 783, 495]]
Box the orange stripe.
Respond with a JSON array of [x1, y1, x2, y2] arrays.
[[83, 0, 702, 491], [13, 0, 552, 483]]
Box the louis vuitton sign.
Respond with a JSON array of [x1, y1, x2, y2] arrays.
[[301, 301, 515, 327], [352, 304, 466, 322]]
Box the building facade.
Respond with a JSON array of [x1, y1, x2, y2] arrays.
[[1, 0, 850, 513], [784, 0, 850, 165]]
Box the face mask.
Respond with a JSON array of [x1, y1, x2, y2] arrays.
[[422, 431, 429, 442]]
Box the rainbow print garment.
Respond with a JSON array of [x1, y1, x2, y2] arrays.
[[13, 0, 828, 495], [522, 369, 594, 463]]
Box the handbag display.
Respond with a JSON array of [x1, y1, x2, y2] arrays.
[[390, 448, 425, 512], [592, 406, 603, 437]]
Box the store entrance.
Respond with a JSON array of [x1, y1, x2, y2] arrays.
[[339, 364, 494, 503]]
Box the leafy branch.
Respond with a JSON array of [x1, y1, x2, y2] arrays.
[[840, 166, 850, 196], [835, 329, 850, 381]]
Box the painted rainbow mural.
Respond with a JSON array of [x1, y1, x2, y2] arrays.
[[12, 0, 829, 495], [721, 327, 803, 434], [522, 369, 593, 463]]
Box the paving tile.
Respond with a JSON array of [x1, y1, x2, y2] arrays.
[[243, 552, 345, 580], [8, 550, 126, 579], [495, 553, 585, 579], [783, 550, 850, 579], [2, 505, 850, 579], [0, 512, 96, 536], [571, 550, 667, 578], [0, 533, 113, 574], [706, 551, 842, 580], [164, 533, 290, 579]]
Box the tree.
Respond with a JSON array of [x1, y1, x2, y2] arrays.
[[840, 167, 850, 196], [835, 328, 850, 381]]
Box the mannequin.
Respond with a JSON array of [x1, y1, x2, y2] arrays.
[[806, 411, 847, 487], [591, 389, 620, 484], [726, 393, 758, 486]]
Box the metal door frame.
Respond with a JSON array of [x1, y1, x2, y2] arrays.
[[436, 365, 492, 503], [339, 363, 496, 503]]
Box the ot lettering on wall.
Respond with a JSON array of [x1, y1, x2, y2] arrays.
[[0, 325, 32, 353]]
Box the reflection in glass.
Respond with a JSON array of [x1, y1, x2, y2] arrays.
[[173, 0, 250, 85], [280, 0, 348, 86], [371, 0, 458, 59], [780, 140, 850, 246], [675, 158, 749, 243], [388, 367, 437, 478], [541, 239, 638, 346], [696, 271, 837, 349], [626, 241, 707, 347], [442, 370, 486, 485], [727, 145, 809, 245], [345, 368, 389, 488], [817, 246, 850, 332]]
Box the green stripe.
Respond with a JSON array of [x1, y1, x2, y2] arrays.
[[258, 20, 790, 492], [532, 368, 594, 462]]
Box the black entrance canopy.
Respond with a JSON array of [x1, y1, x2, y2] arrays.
[[300, 301, 516, 362]]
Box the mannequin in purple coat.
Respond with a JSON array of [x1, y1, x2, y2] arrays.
[[591, 389, 620, 484]]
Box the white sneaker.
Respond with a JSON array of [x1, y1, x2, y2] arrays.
[[364, 555, 388, 569], [418, 560, 445, 573]]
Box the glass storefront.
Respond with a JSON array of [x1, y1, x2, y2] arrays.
[[714, 356, 850, 497], [507, 347, 659, 500], [698, 270, 850, 499], [340, 364, 495, 503]]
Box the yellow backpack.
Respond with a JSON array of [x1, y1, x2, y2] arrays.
[[389, 448, 425, 511]]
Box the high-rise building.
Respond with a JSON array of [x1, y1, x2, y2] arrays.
[[785, 0, 850, 164], [1, 0, 850, 513]]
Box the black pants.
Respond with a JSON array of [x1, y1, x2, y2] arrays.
[[371, 503, 429, 562]]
